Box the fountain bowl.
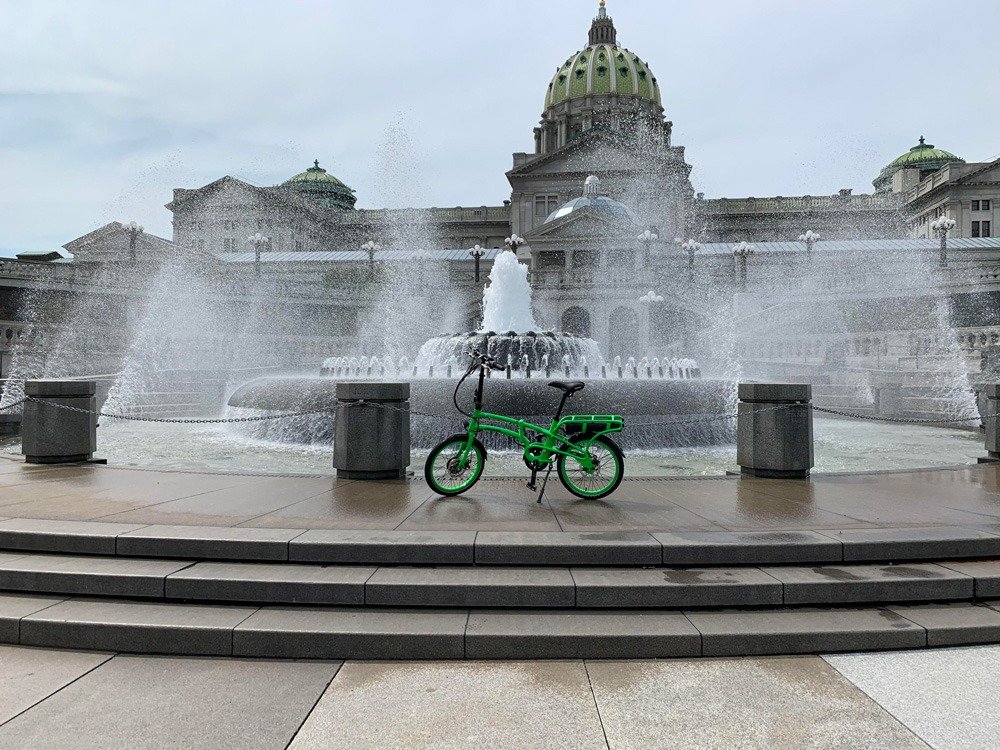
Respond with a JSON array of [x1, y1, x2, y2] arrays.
[[227, 375, 735, 450]]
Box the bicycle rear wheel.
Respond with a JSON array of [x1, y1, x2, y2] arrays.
[[557, 435, 624, 499], [425, 434, 487, 496]]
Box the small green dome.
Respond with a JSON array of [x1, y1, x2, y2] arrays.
[[282, 160, 356, 210], [874, 137, 964, 192], [545, 44, 661, 110]]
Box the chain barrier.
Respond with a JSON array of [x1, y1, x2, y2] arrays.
[[17, 397, 334, 424], [0, 398, 26, 412], [812, 405, 987, 425], [4, 395, 992, 429]]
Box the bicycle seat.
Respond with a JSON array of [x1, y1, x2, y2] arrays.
[[548, 380, 585, 395]]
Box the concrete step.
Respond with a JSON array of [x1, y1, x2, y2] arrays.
[[4, 593, 1000, 658], [0, 551, 995, 610], [4, 520, 1000, 566]]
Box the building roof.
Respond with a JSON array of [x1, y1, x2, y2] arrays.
[[280, 160, 356, 211], [217, 248, 503, 263], [544, 2, 660, 110], [694, 237, 1000, 256]]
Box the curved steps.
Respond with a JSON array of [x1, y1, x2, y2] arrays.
[[3, 519, 1000, 658], [3, 594, 1000, 659]]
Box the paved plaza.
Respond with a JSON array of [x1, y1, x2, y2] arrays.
[[4, 456, 1000, 532], [0, 642, 997, 748], [2, 456, 1000, 746]]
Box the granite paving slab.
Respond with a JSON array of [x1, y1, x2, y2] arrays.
[[587, 657, 928, 749], [655, 529, 842, 565], [365, 566, 575, 607], [165, 561, 376, 605], [0, 518, 147, 555], [98, 475, 339, 527], [289, 529, 476, 564], [465, 609, 701, 658], [233, 607, 466, 659], [19, 598, 256, 655], [287, 661, 606, 749], [0, 654, 340, 750], [0, 592, 67, 642], [0, 645, 112, 725], [572, 567, 783, 608], [474, 530, 661, 565], [243, 480, 434, 530], [0, 553, 192, 597], [937, 559, 1000, 597], [767, 563, 974, 605], [686, 607, 927, 656], [888, 603, 1000, 646], [116, 525, 305, 560], [398, 488, 563, 531], [826, 645, 1000, 750], [817, 526, 1000, 561]]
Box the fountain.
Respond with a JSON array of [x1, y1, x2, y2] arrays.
[[228, 246, 732, 449]]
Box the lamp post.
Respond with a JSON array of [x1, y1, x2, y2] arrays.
[[361, 240, 381, 277], [930, 215, 956, 268], [798, 229, 820, 258], [505, 234, 525, 252], [469, 244, 486, 283], [676, 238, 702, 286], [248, 232, 269, 278], [637, 228, 658, 267], [733, 241, 756, 290], [122, 220, 144, 262]]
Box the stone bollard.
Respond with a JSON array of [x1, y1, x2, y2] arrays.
[[21, 379, 97, 464], [875, 385, 903, 420], [333, 382, 410, 479], [737, 383, 813, 478], [982, 385, 1000, 463]]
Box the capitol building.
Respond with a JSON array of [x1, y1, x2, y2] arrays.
[[2, 0, 1000, 404]]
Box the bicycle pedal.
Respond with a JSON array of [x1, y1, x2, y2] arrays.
[[526, 481, 537, 491]]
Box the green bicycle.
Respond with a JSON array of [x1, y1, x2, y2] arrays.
[[424, 350, 625, 501]]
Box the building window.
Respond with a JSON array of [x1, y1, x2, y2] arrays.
[[984, 221, 992, 238], [534, 195, 559, 217], [985, 200, 992, 211], [973, 200, 981, 211], [973, 221, 981, 238]]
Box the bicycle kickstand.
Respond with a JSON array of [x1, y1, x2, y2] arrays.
[[536, 463, 554, 504]]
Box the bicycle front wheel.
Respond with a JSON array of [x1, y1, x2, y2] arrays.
[[557, 435, 624, 499], [425, 434, 487, 496]]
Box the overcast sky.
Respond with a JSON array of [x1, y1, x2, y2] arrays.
[[1, 0, 998, 254]]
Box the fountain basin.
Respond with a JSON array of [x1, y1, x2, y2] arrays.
[[227, 375, 735, 449]]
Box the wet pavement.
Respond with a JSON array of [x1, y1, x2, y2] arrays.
[[3, 455, 1000, 533]]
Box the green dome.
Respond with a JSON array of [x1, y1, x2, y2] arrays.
[[545, 43, 661, 110], [282, 160, 356, 211], [874, 137, 964, 192]]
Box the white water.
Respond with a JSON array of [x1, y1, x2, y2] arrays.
[[479, 250, 539, 333]]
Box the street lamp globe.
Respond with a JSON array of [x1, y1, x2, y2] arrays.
[[504, 234, 525, 251]]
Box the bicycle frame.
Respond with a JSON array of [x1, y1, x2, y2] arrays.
[[451, 361, 621, 473]]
